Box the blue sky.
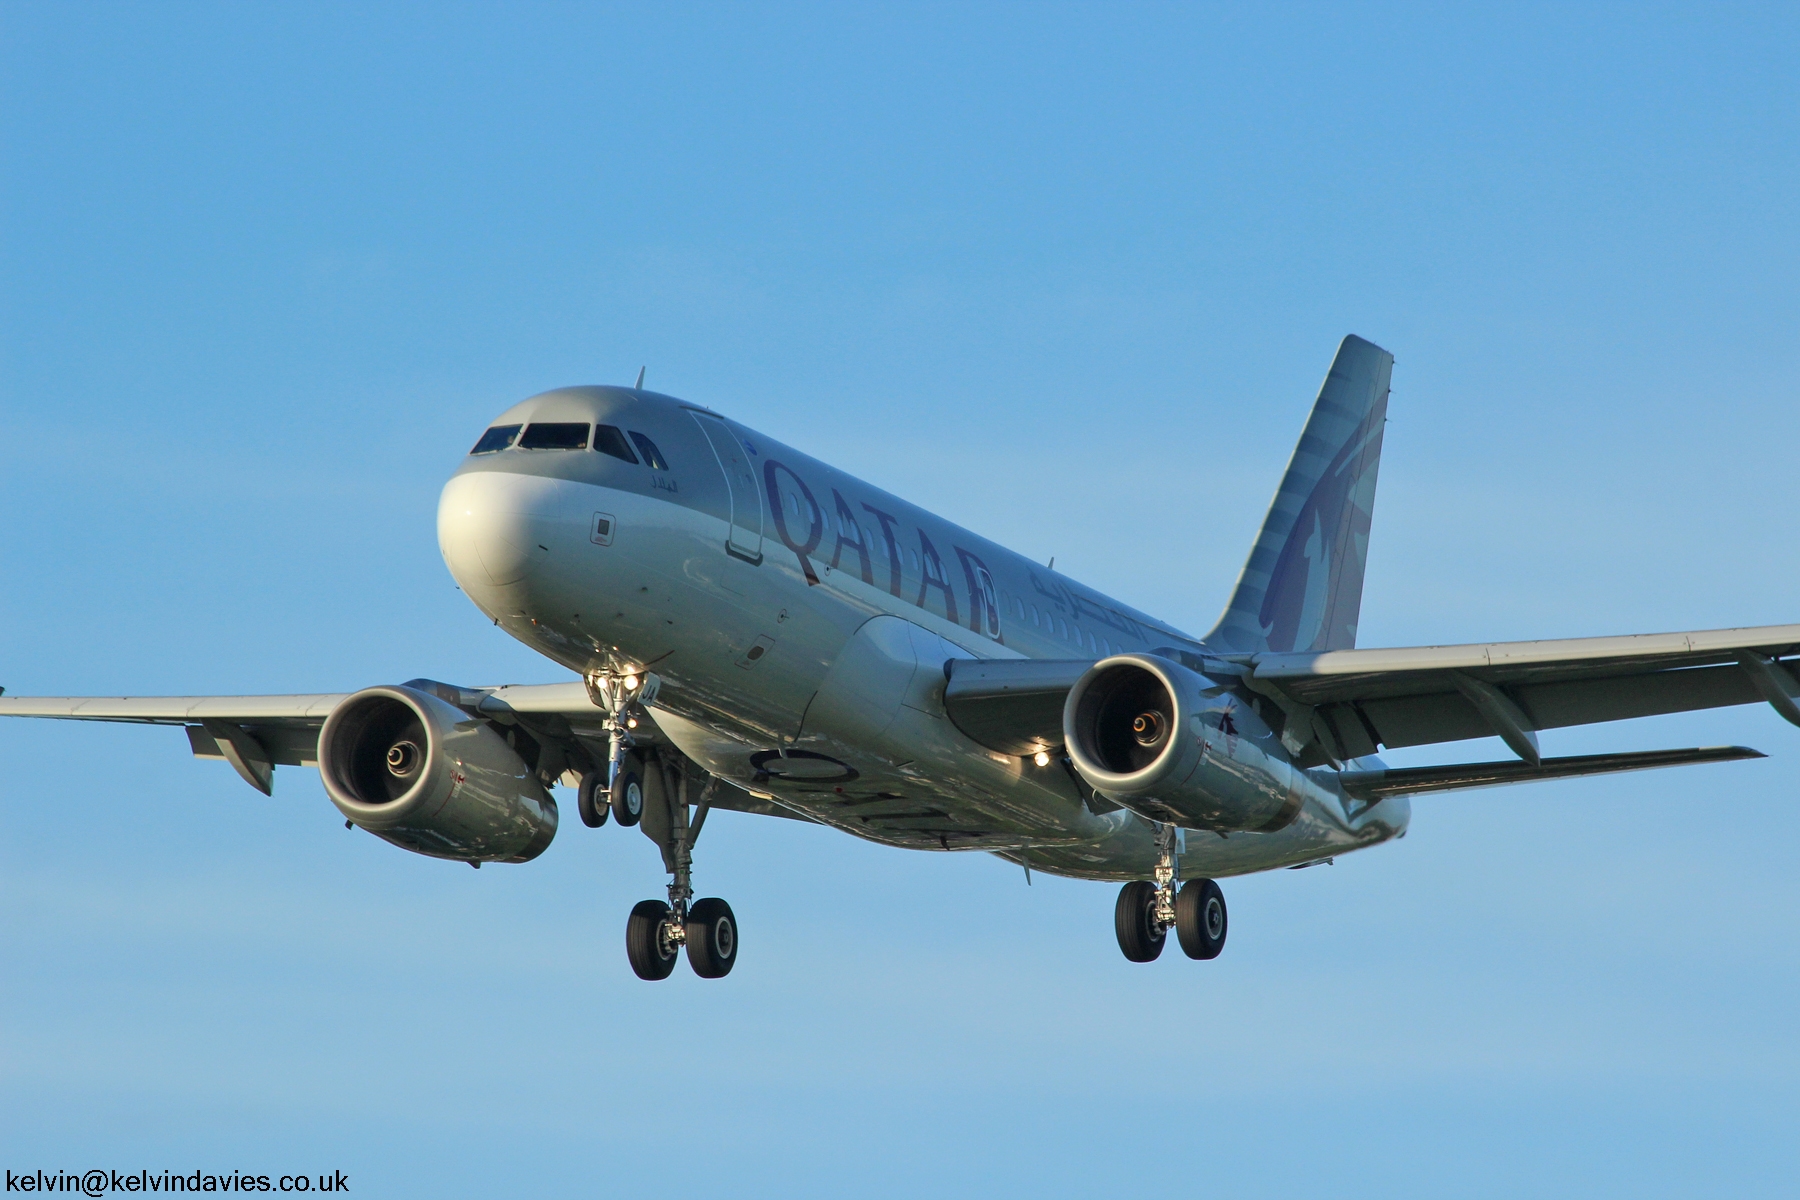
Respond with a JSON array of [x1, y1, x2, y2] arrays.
[[3, 3, 1798, 1196]]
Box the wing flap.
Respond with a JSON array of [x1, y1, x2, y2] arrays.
[[1352, 662, 1766, 752], [1336, 745, 1764, 800], [186, 723, 321, 768]]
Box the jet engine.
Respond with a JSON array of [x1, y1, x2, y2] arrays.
[[318, 685, 558, 863], [1063, 654, 1301, 833]]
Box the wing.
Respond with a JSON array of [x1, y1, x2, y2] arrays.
[[1242, 622, 1800, 764], [0, 681, 810, 821], [942, 623, 1800, 769], [0, 693, 346, 728], [0, 692, 346, 793], [938, 659, 1092, 756]]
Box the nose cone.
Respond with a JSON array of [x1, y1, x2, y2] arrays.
[[438, 469, 568, 591]]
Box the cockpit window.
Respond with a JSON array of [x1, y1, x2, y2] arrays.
[[593, 424, 639, 464], [629, 431, 669, 470], [519, 422, 591, 450], [470, 424, 522, 454]]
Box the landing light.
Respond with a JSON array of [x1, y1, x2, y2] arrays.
[[623, 673, 640, 690], [1033, 751, 1051, 767], [626, 717, 638, 729]]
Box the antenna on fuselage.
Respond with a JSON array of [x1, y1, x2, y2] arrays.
[[634, 366, 645, 390]]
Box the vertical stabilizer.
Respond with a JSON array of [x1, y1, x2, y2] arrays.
[[1206, 335, 1393, 654]]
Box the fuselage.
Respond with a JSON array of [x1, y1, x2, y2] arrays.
[[436, 386, 1409, 881]]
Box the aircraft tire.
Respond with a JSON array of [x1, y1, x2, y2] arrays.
[[610, 762, 645, 827], [685, 897, 738, 979], [626, 899, 678, 980], [1114, 881, 1166, 962], [1175, 879, 1227, 960], [577, 771, 610, 828]]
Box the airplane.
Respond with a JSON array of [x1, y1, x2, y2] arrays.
[[5, 334, 1796, 980]]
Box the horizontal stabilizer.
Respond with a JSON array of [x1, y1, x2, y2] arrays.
[[1336, 745, 1763, 801]]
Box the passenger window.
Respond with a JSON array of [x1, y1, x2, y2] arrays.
[[519, 422, 590, 450], [470, 424, 522, 454], [629, 432, 669, 470], [593, 425, 639, 464]]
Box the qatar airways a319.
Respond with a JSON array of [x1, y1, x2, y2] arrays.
[[5, 336, 1791, 979]]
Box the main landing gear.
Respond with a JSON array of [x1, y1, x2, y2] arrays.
[[582, 670, 740, 981], [1114, 823, 1228, 963], [621, 758, 736, 980], [627, 894, 738, 981]]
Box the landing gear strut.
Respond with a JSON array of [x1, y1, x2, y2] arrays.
[[584, 669, 646, 792], [1114, 823, 1227, 963]]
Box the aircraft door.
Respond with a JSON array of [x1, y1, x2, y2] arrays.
[[690, 412, 764, 563]]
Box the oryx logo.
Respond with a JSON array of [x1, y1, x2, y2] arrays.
[[1258, 398, 1387, 653]]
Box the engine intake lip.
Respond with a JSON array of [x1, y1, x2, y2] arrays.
[[1064, 654, 1186, 791], [319, 685, 443, 823]]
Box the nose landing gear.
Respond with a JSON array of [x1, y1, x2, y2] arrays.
[[1113, 823, 1228, 963], [576, 770, 610, 827]]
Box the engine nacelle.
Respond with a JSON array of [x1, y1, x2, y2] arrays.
[[319, 685, 558, 863], [1063, 654, 1301, 833]]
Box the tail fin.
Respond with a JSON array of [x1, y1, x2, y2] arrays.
[[1207, 335, 1393, 654]]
